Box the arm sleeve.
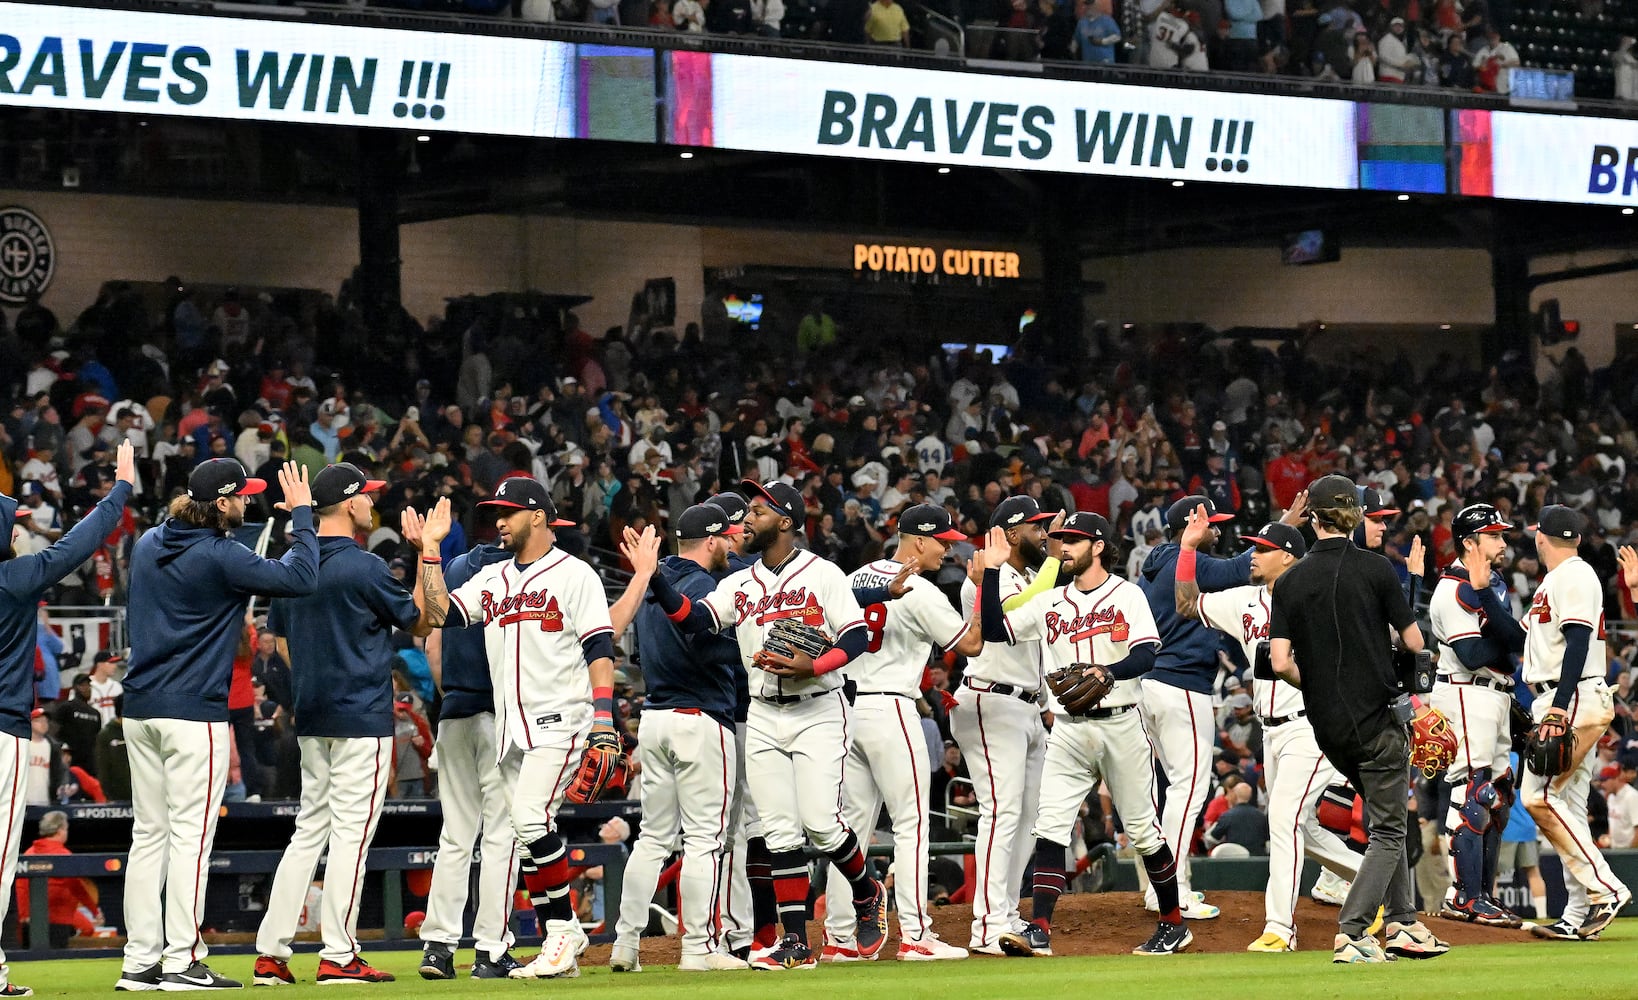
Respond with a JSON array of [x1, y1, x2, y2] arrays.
[[852, 585, 892, 607], [980, 568, 1010, 642], [1107, 640, 1158, 681], [0, 482, 131, 597], [1449, 636, 1509, 672], [1004, 557, 1060, 610], [221, 507, 319, 597], [1554, 623, 1593, 711], [1472, 582, 1526, 653], [1195, 548, 1255, 592], [573, 562, 615, 660], [645, 570, 721, 633]]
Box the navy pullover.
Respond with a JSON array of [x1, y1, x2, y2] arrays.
[[637, 555, 743, 731], [124, 507, 319, 722], [1138, 541, 1253, 694], [439, 543, 512, 721]]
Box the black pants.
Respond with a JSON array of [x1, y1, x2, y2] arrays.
[[229, 707, 264, 798], [1321, 724, 1417, 935]]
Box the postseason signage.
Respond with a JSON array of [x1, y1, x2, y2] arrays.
[[1489, 111, 1638, 205], [706, 55, 1360, 190], [0, 2, 574, 136]]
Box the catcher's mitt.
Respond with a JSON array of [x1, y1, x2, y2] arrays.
[[566, 728, 630, 804], [1409, 706, 1459, 778], [761, 619, 832, 662], [1525, 712, 1575, 777], [1045, 663, 1115, 716]]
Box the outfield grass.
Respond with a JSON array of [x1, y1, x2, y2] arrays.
[[12, 922, 1634, 1000]]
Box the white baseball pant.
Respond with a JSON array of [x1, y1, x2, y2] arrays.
[[824, 694, 934, 943], [615, 709, 735, 957], [419, 713, 519, 961], [0, 735, 31, 989], [1522, 681, 1627, 907], [1139, 679, 1214, 893], [122, 718, 230, 974], [745, 693, 852, 854], [256, 736, 392, 964], [498, 730, 587, 848], [1262, 720, 1360, 938], [950, 686, 1044, 948], [1033, 711, 1165, 856], [716, 721, 764, 953]]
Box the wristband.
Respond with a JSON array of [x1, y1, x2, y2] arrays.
[[421, 555, 442, 564], [1176, 547, 1197, 583], [593, 685, 615, 726], [813, 647, 849, 676]]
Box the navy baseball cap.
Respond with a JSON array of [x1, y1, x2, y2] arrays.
[[1358, 487, 1401, 519], [0, 493, 21, 556], [478, 477, 574, 527], [187, 458, 266, 500], [677, 503, 744, 540], [898, 503, 967, 541], [1244, 522, 1306, 558], [990, 495, 1054, 530], [1049, 511, 1111, 542], [1529, 504, 1585, 541], [707, 492, 749, 526], [310, 463, 386, 508], [740, 479, 805, 530], [1165, 495, 1234, 530]]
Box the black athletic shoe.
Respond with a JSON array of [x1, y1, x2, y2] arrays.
[[1134, 921, 1194, 956], [115, 966, 164, 992], [157, 962, 243, 990], [998, 923, 1052, 957], [1530, 919, 1581, 941], [471, 952, 524, 979], [0, 984, 34, 996], [752, 934, 815, 971], [729, 946, 751, 962], [419, 944, 455, 981], [1579, 892, 1631, 939], [854, 880, 888, 960]]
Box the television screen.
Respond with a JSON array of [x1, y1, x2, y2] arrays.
[[943, 341, 1013, 360], [723, 292, 764, 329], [1281, 230, 1340, 266]]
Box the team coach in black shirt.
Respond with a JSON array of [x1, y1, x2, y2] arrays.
[[1268, 475, 1450, 964]]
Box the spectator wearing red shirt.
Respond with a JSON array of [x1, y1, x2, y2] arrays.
[[229, 621, 264, 802], [1264, 443, 1308, 510], [17, 811, 100, 948]]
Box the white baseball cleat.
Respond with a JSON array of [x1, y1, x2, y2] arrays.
[[897, 936, 968, 961], [510, 923, 582, 979], [608, 943, 641, 973], [968, 942, 1008, 957], [678, 953, 751, 971], [1310, 870, 1351, 907]]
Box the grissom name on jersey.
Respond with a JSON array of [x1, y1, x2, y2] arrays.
[[448, 549, 612, 754]]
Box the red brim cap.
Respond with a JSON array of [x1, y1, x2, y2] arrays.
[[740, 480, 792, 514], [1472, 525, 1507, 534], [363, 479, 388, 493], [1366, 509, 1401, 519], [237, 478, 268, 496], [721, 524, 745, 536], [1207, 513, 1234, 523], [478, 499, 531, 510], [14, 509, 30, 519], [1246, 536, 1284, 550], [550, 518, 575, 528], [1025, 511, 1057, 523], [931, 527, 967, 541]]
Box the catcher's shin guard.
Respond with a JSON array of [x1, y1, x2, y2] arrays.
[[1447, 770, 1495, 900]]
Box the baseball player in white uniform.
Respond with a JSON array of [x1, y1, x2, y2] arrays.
[[409, 478, 618, 980], [1428, 503, 1526, 928], [979, 512, 1192, 957], [822, 504, 982, 962], [1518, 505, 1630, 941], [1175, 516, 1361, 952], [950, 495, 1056, 956], [638, 480, 886, 971]]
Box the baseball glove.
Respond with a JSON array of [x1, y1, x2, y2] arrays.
[[1045, 663, 1115, 716], [1524, 712, 1575, 777], [762, 619, 832, 662], [1409, 706, 1459, 778], [565, 728, 629, 804]]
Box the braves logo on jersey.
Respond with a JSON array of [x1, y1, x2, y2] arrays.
[[1530, 591, 1552, 624], [1241, 613, 1269, 644], [478, 589, 565, 631], [732, 587, 824, 628], [1044, 607, 1130, 645]]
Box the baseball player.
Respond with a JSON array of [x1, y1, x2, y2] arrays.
[[0, 441, 134, 998], [637, 480, 886, 971], [979, 513, 1193, 957], [950, 495, 1056, 955], [1517, 505, 1630, 940], [409, 478, 617, 980], [119, 458, 317, 992], [822, 503, 982, 962], [417, 541, 522, 980], [1174, 513, 1362, 952], [604, 505, 749, 972], [1428, 503, 1525, 928], [253, 464, 433, 986], [1135, 494, 1247, 919]]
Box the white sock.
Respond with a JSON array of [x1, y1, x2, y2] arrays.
[[1533, 895, 1548, 919]]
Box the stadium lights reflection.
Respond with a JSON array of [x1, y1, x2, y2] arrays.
[[1396, 194, 1411, 201], [1439, 324, 1452, 330], [416, 135, 430, 142], [938, 167, 951, 174], [679, 151, 695, 159], [1624, 208, 1635, 215], [1171, 180, 1185, 187]]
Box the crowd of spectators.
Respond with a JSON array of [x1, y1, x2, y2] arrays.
[[7, 275, 1638, 884]]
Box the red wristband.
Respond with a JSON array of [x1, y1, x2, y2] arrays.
[[813, 647, 849, 676], [421, 555, 442, 564], [1177, 548, 1197, 583]]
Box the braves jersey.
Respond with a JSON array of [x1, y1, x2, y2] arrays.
[[1520, 555, 1607, 688], [1000, 575, 1160, 710], [1430, 572, 1511, 680], [447, 548, 613, 754], [847, 559, 971, 697], [960, 563, 1044, 689], [696, 549, 865, 701], [1195, 585, 1301, 720]]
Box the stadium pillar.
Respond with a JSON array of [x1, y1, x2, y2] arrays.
[[1037, 176, 1083, 357], [1488, 204, 1532, 365], [356, 131, 404, 339]]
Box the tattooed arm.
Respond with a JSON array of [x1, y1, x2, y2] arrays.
[[405, 498, 454, 630]]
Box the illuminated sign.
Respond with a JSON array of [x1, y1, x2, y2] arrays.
[[853, 244, 1021, 278]]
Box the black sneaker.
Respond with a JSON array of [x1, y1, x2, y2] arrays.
[[729, 946, 751, 962], [1134, 921, 1194, 956], [769, 934, 815, 970], [998, 923, 1051, 957], [1578, 892, 1631, 939], [471, 952, 523, 979], [115, 965, 163, 992], [0, 984, 33, 997], [1529, 919, 1582, 941], [157, 962, 243, 990], [419, 944, 455, 981], [853, 880, 888, 960]]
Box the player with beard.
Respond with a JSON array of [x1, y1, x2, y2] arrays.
[[633, 480, 884, 970], [119, 458, 318, 991]]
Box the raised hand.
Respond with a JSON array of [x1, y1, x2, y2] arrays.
[[622, 524, 660, 577], [887, 561, 916, 598], [276, 462, 312, 511], [1619, 545, 1638, 594], [400, 506, 425, 549], [1045, 509, 1067, 560], [1407, 535, 1426, 578], [114, 440, 136, 486], [420, 497, 453, 550], [1280, 490, 1309, 526], [1180, 504, 1213, 551], [979, 525, 1012, 570]]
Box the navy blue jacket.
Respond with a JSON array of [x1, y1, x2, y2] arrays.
[[268, 537, 420, 738], [1139, 541, 1253, 694], [124, 508, 319, 723], [0, 482, 132, 739], [439, 543, 511, 721], [637, 555, 742, 731]]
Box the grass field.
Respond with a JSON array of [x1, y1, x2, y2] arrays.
[[10, 921, 1635, 1000]]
